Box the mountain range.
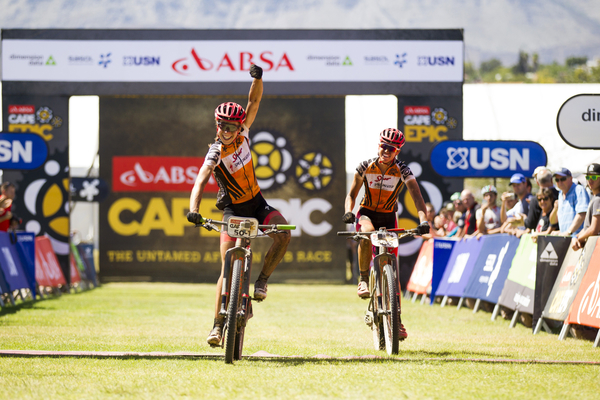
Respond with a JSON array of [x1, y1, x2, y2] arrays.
[[1, 0, 599, 66]]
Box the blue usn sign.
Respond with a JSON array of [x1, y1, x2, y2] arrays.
[[0, 133, 48, 170], [430, 140, 547, 178]]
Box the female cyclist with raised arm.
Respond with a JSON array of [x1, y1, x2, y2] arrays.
[[186, 65, 291, 346]]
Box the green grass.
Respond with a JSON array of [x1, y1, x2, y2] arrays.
[[1, 283, 600, 399]]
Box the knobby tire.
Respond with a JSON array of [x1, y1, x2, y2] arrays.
[[234, 299, 248, 360], [225, 259, 243, 364], [369, 268, 385, 351], [382, 263, 399, 355]]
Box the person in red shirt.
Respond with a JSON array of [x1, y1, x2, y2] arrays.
[[0, 182, 16, 232]]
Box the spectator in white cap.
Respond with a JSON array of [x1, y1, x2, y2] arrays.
[[571, 163, 600, 250], [552, 167, 589, 237], [476, 185, 502, 235]]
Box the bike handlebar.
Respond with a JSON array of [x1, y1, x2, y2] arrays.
[[337, 228, 420, 238], [195, 218, 296, 232]]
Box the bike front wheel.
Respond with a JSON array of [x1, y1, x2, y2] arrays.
[[369, 267, 385, 351], [225, 259, 243, 364], [382, 263, 399, 355]]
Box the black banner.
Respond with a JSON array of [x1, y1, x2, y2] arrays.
[[2, 95, 71, 282], [99, 95, 346, 283], [395, 96, 463, 287], [533, 236, 571, 330]]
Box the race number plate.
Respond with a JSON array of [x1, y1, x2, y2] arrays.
[[227, 217, 259, 238], [370, 231, 399, 248]]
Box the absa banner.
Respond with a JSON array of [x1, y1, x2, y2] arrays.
[[430, 141, 547, 178], [567, 239, 600, 328]]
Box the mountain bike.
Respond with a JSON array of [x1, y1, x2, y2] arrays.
[[338, 227, 419, 355], [196, 216, 295, 364]]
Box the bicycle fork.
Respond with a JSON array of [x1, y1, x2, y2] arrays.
[[370, 251, 401, 322], [219, 238, 253, 324]]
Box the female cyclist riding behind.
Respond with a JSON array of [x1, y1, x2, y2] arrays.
[[342, 128, 430, 340]]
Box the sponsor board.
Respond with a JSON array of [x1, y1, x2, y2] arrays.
[[112, 156, 217, 192], [557, 94, 600, 149], [2, 39, 463, 82], [542, 237, 597, 322], [430, 140, 547, 178], [567, 239, 600, 328], [99, 96, 346, 282], [0, 132, 48, 170]]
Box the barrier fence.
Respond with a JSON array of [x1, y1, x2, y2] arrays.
[[0, 232, 96, 307], [406, 233, 600, 347]]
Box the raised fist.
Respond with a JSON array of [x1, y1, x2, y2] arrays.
[[250, 64, 263, 79]]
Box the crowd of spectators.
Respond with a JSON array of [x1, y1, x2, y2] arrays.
[[424, 163, 600, 245]]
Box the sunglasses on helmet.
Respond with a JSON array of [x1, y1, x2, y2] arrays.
[[217, 121, 241, 133], [585, 175, 600, 181], [379, 143, 398, 153]]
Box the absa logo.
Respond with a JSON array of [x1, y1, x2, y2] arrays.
[[172, 49, 294, 75]]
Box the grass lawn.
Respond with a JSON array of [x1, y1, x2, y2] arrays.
[[1, 283, 599, 399]]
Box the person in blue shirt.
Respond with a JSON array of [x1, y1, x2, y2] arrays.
[[551, 167, 590, 236]]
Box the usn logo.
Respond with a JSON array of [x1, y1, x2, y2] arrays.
[[430, 141, 547, 178]]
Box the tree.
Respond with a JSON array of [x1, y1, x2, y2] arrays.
[[480, 58, 502, 74], [566, 56, 588, 67]]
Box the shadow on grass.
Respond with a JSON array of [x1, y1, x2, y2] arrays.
[[0, 289, 90, 317], [2, 350, 598, 365]]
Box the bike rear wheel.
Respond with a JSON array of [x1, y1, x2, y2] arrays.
[[382, 263, 399, 355], [225, 259, 243, 364], [369, 267, 385, 351]]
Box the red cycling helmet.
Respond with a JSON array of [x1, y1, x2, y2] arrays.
[[214, 102, 247, 123], [379, 128, 405, 149]]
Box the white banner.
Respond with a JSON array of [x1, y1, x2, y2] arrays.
[[557, 94, 600, 149], [1, 39, 463, 83]]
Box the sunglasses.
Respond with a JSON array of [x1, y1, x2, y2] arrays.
[[585, 175, 600, 181], [380, 144, 398, 153], [537, 196, 549, 201], [554, 176, 568, 182], [217, 122, 241, 133]]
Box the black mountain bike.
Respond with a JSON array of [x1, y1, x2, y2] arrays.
[[338, 227, 419, 355], [197, 216, 295, 364]]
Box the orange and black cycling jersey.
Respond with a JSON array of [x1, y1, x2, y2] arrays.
[[356, 157, 414, 213], [203, 125, 261, 210]]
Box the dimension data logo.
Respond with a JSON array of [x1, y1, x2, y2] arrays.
[[98, 53, 112, 68], [394, 53, 407, 68]]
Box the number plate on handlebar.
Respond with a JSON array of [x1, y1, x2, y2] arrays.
[[227, 217, 259, 238], [370, 231, 399, 248]]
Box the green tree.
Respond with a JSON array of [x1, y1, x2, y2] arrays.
[[566, 56, 588, 67], [480, 58, 502, 74]]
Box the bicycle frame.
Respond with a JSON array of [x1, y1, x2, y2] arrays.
[[219, 236, 253, 327], [370, 242, 400, 322], [338, 227, 418, 354], [197, 216, 295, 363]]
